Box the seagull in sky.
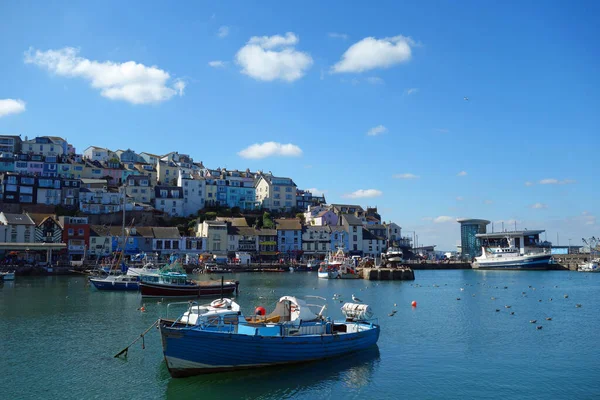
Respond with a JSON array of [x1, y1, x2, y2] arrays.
[[464, 96, 469, 101], [352, 294, 362, 303]]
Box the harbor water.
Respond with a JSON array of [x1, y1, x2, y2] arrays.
[[1, 270, 599, 399]]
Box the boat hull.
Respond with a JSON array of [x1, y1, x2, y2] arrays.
[[317, 271, 338, 279], [89, 278, 140, 291], [1, 272, 15, 281], [473, 254, 552, 270], [140, 281, 238, 298], [159, 321, 380, 377]]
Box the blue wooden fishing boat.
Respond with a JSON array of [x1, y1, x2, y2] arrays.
[[159, 296, 380, 377], [89, 274, 140, 291]]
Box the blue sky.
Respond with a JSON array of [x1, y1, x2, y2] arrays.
[[1, 0, 598, 250]]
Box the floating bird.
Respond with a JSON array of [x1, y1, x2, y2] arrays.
[[460, 288, 464, 291], [472, 294, 476, 297], [388, 313, 395, 317], [530, 320, 537, 323], [491, 297, 496, 300], [564, 294, 569, 299], [495, 309, 500, 312], [546, 317, 552, 321], [536, 326, 543, 330], [576, 304, 582, 308], [503, 286, 508, 289], [457, 298, 461, 301], [505, 305, 511, 309], [538, 300, 542, 302], [352, 294, 362, 303], [394, 303, 397, 307], [510, 312, 515, 315]]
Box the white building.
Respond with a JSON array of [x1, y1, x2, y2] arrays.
[[79, 187, 124, 214], [178, 170, 205, 217], [255, 173, 297, 211], [362, 229, 385, 258], [0, 212, 35, 243], [196, 220, 228, 254], [22, 136, 67, 156], [341, 214, 363, 254], [89, 225, 113, 257], [154, 186, 184, 217], [83, 146, 114, 162]]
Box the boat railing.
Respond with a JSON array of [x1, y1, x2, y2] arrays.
[[166, 301, 198, 320]]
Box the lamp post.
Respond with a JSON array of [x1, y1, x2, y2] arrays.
[[568, 239, 572, 255]]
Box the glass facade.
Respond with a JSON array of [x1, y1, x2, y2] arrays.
[[460, 221, 488, 259]]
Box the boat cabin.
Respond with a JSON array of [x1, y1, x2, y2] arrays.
[[476, 230, 548, 255]]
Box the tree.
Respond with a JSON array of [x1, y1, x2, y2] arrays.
[[262, 212, 274, 229], [295, 212, 306, 225]]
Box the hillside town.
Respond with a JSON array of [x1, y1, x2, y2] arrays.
[[0, 134, 413, 267]]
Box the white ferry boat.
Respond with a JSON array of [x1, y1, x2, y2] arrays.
[[474, 230, 552, 270]]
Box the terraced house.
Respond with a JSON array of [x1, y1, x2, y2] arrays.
[[255, 172, 297, 211]]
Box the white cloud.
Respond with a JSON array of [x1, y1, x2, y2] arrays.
[[525, 181, 534, 187], [173, 79, 186, 96], [539, 178, 576, 185], [367, 125, 387, 136], [217, 26, 230, 38], [405, 88, 419, 95], [434, 216, 455, 223], [456, 196, 464, 201], [328, 32, 348, 40], [530, 203, 548, 209], [306, 188, 326, 196], [343, 189, 383, 199], [331, 35, 415, 73], [235, 32, 313, 82], [0, 99, 26, 117], [24, 47, 183, 104], [457, 171, 468, 177], [366, 77, 384, 85], [393, 173, 419, 179], [238, 141, 302, 159], [208, 60, 227, 68]]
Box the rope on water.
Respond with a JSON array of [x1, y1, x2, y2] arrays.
[[114, 319, 159, 358]]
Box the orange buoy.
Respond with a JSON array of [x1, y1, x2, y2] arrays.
[[255, 306, 266, 316], [411, 301, 417, 307], [140, 306, 146, 312]]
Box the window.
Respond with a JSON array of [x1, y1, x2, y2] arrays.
[[24, 228, 31, 242], [79, 229, 84, 235], [165, 241, 171, 249], [173, 241, 179, 250], [306, 243, 311, 250], [274, 187, 280, 191], [156, 240, 163, 249], [11, 228, 17, 242], [322, 243, 327, 250], [285, 187, 291, 192], [281, 237, 286, 244], [353, 244, 358, 251], [353, 226, 357, 233], [68, 228, 74, 235], [353, 235, 357, 242]]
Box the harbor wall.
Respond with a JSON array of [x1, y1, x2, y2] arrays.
[[361, 268, 415, 281]]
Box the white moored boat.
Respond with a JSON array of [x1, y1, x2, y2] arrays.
[[474, 232, 552, 270]]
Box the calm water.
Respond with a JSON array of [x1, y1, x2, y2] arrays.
[[1, 270, 599, 399]]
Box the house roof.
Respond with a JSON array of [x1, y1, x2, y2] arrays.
[[217, 217, 248, 227], [256, 228, 277, 236], [27, 213, 58, 226], [204, 220, 227, 226], [235, 226, 258, 236], [155, 186, 183, 198], [367, 224, 387, 231], [363, 229, 385, 241], [133, 227, 155, 238], [255, 173, 296, 187], [316, 210, 332, 217], [341, 214, 363, 226], [1, 213, 35, 226], [329, 226, 346, 232], [89, 225, 112, 237], [331, 204, 365, 212], [275, 218, 302, 230], [152, 227, 181, 239]]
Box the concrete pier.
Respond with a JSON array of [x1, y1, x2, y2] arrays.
[[360, 268, 415, 281]]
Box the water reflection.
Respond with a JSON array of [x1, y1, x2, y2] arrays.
[[164, 346, 381, 400]]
